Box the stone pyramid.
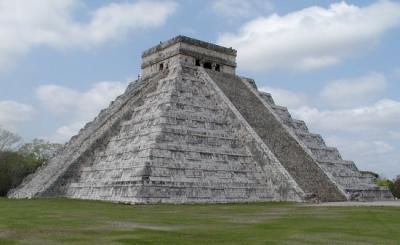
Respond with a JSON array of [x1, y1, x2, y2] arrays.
[[9, 36, 392, 203]]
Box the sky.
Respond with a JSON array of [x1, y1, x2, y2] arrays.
[[0, 0, 399, 178]]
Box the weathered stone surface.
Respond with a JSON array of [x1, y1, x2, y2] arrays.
[[8, 65, 304, 203], [255, 83, 393, 201], [206, 70, 347, 202], [8, 36, 392, 203]]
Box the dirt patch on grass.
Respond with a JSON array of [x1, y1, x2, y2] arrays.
[[286, 233, 377, 245], [292, 207, 347, 219], [102, 221, 182, 231], [223, 206, 347, 225], [0, 229, 17, 238], [224, 208, 291, 224]]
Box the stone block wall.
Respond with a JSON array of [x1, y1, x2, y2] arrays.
[[8, 71, 166, 199], [206, 70, 347, 202], [255, 86, 393, 201]]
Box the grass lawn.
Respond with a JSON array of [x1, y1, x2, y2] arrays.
[[0, 198, 399, 244]]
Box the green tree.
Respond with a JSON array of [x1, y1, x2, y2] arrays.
[[0, 151, 44, 196], [0, 126, 22, 152], [18, 139, 62, 161], [374, 178, 393, 188], [0, 136, 61, 196], [389, 176, 400, 199]]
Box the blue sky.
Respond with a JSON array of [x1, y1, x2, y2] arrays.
[[0, 0, 399, 178]]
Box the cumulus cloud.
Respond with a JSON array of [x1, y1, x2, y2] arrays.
[[292, 99, 400, 133], [0, 100, 35, 130], [211, 0, 274, 19], [48, 121, 86, 144], [326, 136, 394, 157], [36, 82, 126, 116], [36, 81, 126, 142], [259, 86, 308, 109], [0, 0, 177, 71], [217, 1, 400, 71], [320, 73, 387, 108], [325, 135, 399, 177]]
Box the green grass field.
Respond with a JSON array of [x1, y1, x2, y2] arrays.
[[0, 198, 399, 244]]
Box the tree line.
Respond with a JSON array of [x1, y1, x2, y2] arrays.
[[0, 126, 62, 196], [375, 176, 400, 199]]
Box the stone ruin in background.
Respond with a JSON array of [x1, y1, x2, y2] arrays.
[[8, 36, 393, 203]]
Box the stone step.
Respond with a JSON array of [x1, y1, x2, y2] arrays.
[[317, 160, 378, 190], [318, 159, 356, 166], [295, 132, 327, 148], [308, 146, 342, 162], [290, 119, 309, 133], [334, 172, 376, 186], [343, 185, 380, 193], [258, 91, 275, 105], [8, 72, 166, 199], [242, 77, 258, 90], [346, 188, 394, 201], [271, 105, 292, 121], [318, 160, 361, 177]]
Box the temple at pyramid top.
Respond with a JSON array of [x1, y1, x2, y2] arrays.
[[141, 36, 237, 76]]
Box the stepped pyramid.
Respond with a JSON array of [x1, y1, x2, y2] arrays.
[[9, 36, 392, 203]]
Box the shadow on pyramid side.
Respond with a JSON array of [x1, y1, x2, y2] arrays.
[[8, 36, 393, 203]]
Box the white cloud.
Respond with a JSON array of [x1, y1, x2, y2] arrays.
[[36, 85, 81, 115], [259, 86, 308, 109], [36, 81, 126, 116], [36, 81, 126, 142], [292, 99, 400, 133], [48, 121, 86, 144], [0, 0, 177, 71], [0, 100, 35, 130], [389, 131, 400, 140], [218, 1, 400, 72], [326, 136, 394, 157], [320, 73, 387, 108], [211, 0, 274, 19], [324, 135, 399, 178]]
